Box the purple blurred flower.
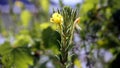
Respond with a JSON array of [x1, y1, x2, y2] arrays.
[[0, 0, 10, 13], [13, 5, 21, 14], [25, 4, 38, 13], [0, 5, 10, 13]]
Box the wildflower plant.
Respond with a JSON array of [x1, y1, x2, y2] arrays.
[[50, 6, 80, 68]]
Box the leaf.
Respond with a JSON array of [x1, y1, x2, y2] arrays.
[[74, 59, 82, 68], [0, 42, 12, 55], [39, 0, 49, 12], [13, 34, 33, 47], [11, 48, 33, 68], [80, 0, 98, 15], [39, 22, 57, 30], [20, 10, 32, 27], [39, 22, 50, 30], [42, 27, 61, 49], [0, 42, 33, 68], [113, 0, 120, 9], [80, 3, 94, 15], [85, 0, 98, 4]]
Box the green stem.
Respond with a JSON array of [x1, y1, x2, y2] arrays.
[[59, 24, 68, 68], [62, 63, 66, 68]]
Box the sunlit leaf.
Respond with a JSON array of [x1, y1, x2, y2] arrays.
[[74, 59, 82, 68], [20, 10, 32, 27], [39, 0, 49, 12], [0, 42, 33, 68], [13, 34, 33, 47]]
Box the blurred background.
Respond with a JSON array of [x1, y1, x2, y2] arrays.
[[0, 0, 120, 68]]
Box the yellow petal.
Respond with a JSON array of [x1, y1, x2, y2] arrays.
[[50, 12, 63, 24], [50, 18, 54, 22], [52, 13, 59, 18]]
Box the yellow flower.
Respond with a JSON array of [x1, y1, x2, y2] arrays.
[[50, 12, 63, 24]]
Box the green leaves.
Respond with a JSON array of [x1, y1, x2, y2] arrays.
[[61, 6, 77, 27], [13, 34, 33, 47], [0, 42, 33, 68], [85, 0, 99, 4], [80, 0, 98, 16], [11, 48, 33, 68], [42, 27, 61, 49], [112, 0, 120, 9]]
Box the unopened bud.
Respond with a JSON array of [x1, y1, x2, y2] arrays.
[[74, 17, 80, 24]]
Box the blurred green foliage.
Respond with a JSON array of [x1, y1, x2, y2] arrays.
[[79, 0, 120, 67]]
